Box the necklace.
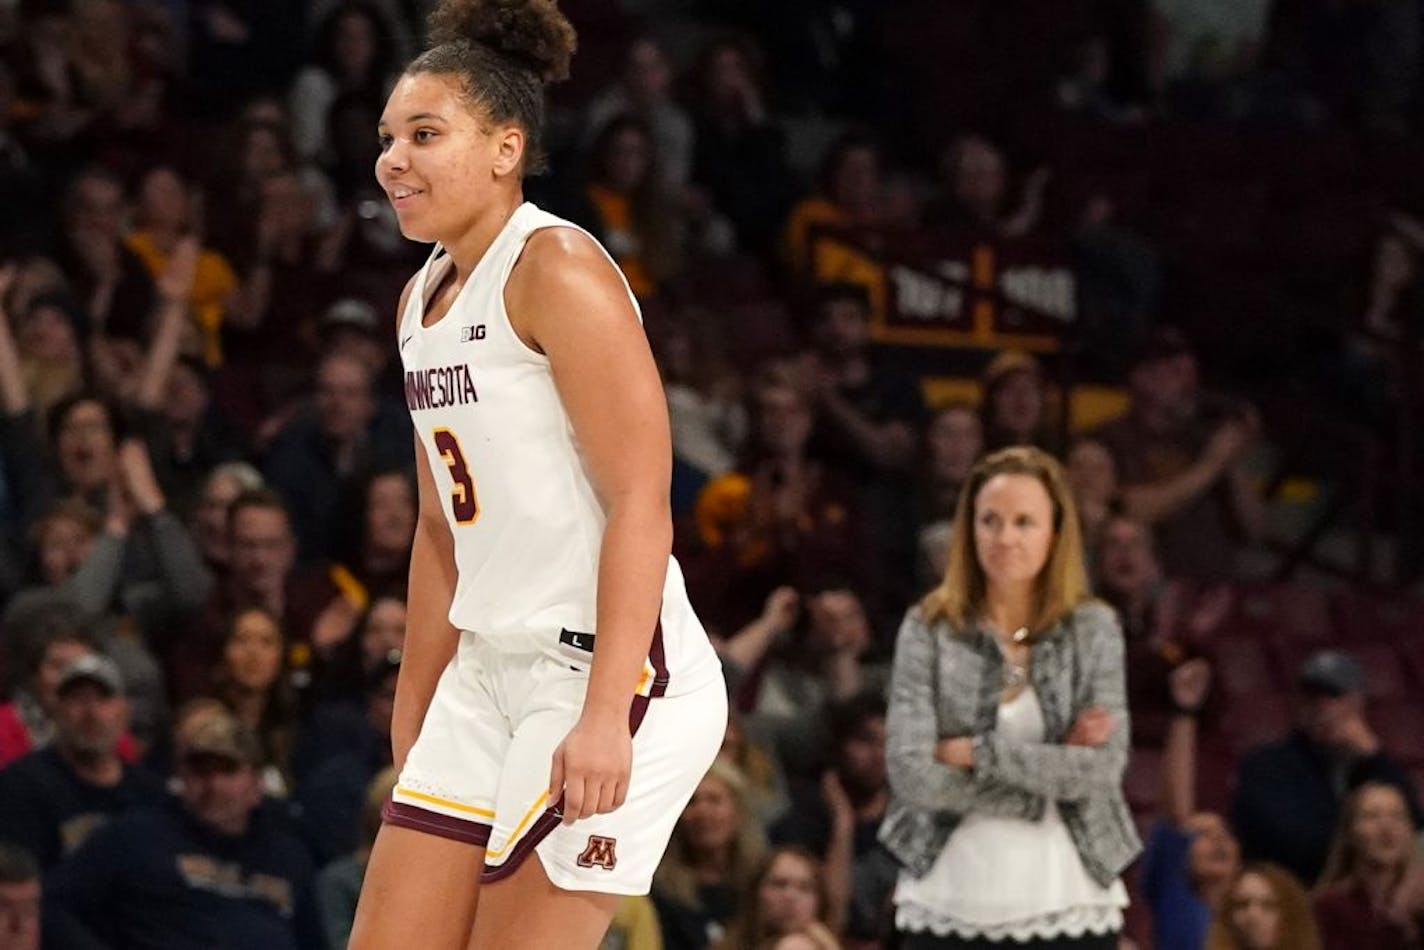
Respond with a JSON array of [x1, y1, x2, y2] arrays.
[[1001, 661, 1028, 691], [999, 628, 1032, 691]]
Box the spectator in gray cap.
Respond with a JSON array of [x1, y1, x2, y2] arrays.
[[1232, 649, 1424, 885], [320, 297, 388, 380], [46, 703, 323, 949], [0, 654, 166, 870]]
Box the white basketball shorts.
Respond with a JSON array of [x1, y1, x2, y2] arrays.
[[384, 629, 727, 895]]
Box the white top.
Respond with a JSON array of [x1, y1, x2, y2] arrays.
[[894, 687, 1128, 940], [397, 202, 720, 694]]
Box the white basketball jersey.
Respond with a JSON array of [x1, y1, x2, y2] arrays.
[[397, 202, 718, 695]]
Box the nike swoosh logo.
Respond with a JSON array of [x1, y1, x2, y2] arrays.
[[399, 334, 414, 350]]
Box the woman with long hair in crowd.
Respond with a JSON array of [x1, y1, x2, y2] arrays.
[[1313, 781, 1424, 949], [211, 605, 299, 794], [718, 846, 842, 950], [333, 467, 416, 595], [289, 1, 397, 165], [653, 761, 769, 949], [1205, 863, 1322, 950], [583, 113, 686, 299], [311, 589, 408, 703], [881, 446, 1138, 948]]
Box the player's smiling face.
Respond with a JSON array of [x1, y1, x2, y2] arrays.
[[376, 72, 506, 242]]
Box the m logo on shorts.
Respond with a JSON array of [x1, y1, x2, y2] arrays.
[[577, 835, 618, 870]]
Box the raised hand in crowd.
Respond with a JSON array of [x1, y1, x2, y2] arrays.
[[104, 465, 135, 538], [1169, 657, 1212, 714], [716, 585, 800, 674], [134, 239, 201, 409], [102, 440, 168, 538], [748, 460, 812, 537], [1203, 408, 1260, 474], [310, 591, 363, 654], [116, 439, 167, 517], [819, 770, 855, 935], [1185, 584, 1235, 640], [1161, 657, 1216, 831], [155, 234, 202, 306]]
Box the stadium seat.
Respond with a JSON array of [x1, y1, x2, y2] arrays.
[[1218, 690, 1291, 757], [1209, 638, 1280, 697], [1124, 747, 1162, 813], [1372, 700, 1424, 765], [1331, 591, 1424, 644], [1229, 584, 1334, 644]]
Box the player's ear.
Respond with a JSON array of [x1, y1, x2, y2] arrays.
[[492, 125, 525, 178]]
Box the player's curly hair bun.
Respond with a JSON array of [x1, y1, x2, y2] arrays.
[[428, 0, 576, 85]]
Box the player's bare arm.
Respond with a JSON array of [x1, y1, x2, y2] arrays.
[[507, 227, 673, 823]]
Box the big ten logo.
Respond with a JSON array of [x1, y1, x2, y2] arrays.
[[460, 325, 487, 343], [576, 834, 618, 870]]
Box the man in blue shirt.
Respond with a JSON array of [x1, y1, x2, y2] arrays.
[[0, 654, 165, 870], [1233, 650, 1423, 885], [46, 707, 322, 949]]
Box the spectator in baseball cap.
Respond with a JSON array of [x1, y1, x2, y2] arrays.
[[45, 703, 323, 949], [0, 654, 165, 869], [1232, 649, 1424, 884]]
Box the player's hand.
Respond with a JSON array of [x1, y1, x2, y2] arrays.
[[549, 713, 632, 825]]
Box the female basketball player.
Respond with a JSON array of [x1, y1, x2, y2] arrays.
[[348, 2, 727, 948]]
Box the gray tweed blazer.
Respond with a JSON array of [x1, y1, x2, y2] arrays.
[[877, 600, 1142, 887]]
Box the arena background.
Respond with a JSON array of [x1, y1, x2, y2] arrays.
[[0, 1, 1421, 948]]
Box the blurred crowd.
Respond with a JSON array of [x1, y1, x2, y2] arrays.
[[0, 1, 1422, 949]]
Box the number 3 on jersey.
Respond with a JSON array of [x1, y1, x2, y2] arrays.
[[433, 428, 479, 524]]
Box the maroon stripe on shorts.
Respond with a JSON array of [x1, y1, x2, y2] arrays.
[[628, 692, 651, 733], [480, 800, 565, 883], [649, 619, 669, 698], [382, 799, 492, 846]]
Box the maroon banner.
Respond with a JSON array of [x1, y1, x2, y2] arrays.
[[808, 227, 1077, 351]]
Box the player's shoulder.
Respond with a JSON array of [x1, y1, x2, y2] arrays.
[[510, 225, 624, 308], [520, 225, 607, 271]]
